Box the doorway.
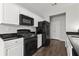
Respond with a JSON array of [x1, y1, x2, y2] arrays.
[[50, 13, 66, 41]]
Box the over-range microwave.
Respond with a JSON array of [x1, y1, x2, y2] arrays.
[[19, 14, 34, 26]]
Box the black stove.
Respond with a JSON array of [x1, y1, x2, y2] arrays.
[[17, 29, 37, 56]]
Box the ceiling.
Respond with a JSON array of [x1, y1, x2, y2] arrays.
[[17, 3, 74, 18]]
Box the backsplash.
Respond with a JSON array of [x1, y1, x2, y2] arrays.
[[0, 24, 36, 34]]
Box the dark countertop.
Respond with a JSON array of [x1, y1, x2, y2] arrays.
[[66, 32, 79, 38], [0, 33, 37, 41], [0, 33, 23, 41], [2, 37, 23, 41], [66, 32, 79, 35]]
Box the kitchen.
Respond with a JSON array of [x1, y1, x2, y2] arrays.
[[0, 3, 50, 56], [0, 3, 79, 56]]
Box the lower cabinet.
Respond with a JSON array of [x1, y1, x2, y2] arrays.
[[6, 44, 23, 56], [4, 38, 23, 56], [37, 34, 42, 48]]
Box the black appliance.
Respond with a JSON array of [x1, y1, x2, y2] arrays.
[[36, 21, 50, 47], [24, 36, 37, 56], [17, 29, 31, 38], [17, 29, 37, 56], [19, 14, 34, 26]]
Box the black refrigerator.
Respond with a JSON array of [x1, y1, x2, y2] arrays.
[[36, 21, 50, 47]]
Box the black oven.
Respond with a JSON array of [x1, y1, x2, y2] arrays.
[[24, 36, 37, 56], [17, 29, 37, 56]]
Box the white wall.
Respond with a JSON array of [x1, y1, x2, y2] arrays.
[[0, 24, 36, 34], [66, 4, 79, 32], [44, 3, 79, 32]]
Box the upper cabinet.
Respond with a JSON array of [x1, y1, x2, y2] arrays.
[[3, 4, 19, 25], [0, 3, 3, 24], [0, 3, 43, 27]]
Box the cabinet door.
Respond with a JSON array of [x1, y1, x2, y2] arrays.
[[37, 34, 42, 48], [0, 3, 3, 23], [6, 45, 23, 56], [3, 3, 19, 25]]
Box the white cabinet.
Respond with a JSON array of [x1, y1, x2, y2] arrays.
[[6, 44, 23, 56], [19, 7, 28, 16], [37, 34, 42, 48], [0, 38, 5, 56], [0, 3, 3, 24], [3, 3, 19, 25], [5, 38, 23, 56], [0, 3, 42, 26]]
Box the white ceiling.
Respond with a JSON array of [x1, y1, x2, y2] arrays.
[[17, 3, 75, 18]]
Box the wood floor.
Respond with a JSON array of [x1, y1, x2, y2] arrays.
[[33, 39, 67, 56]]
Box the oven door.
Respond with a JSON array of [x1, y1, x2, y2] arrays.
[[24, 37, 37, 56]]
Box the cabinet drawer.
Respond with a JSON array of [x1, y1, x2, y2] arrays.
[[5, 38, 23, 48]]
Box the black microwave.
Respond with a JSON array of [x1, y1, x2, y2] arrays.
[[19, 14, 34, 26]]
